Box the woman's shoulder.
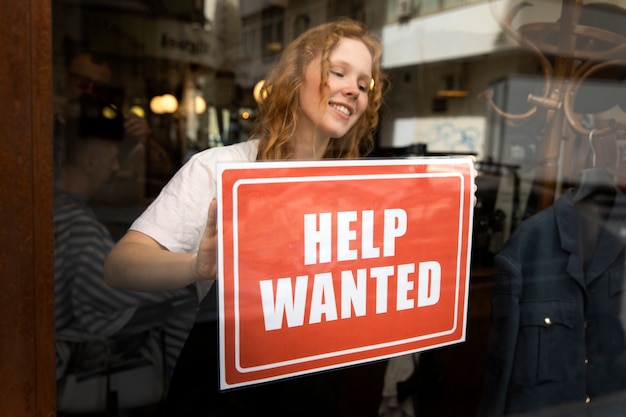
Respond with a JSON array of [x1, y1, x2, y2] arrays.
[[188, 139, 259, 165]]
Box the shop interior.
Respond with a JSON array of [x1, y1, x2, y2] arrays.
[[45, 0, 626, 416]]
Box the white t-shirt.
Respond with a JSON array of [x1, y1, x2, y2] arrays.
[[130, 139, 259, 298]]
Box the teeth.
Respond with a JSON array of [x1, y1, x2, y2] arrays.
[[330, 103, 351, 116]]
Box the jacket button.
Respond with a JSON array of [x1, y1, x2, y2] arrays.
[[544, 317, 552, 325], [585, 395, 591, 404]]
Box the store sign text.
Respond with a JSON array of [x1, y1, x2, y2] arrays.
[[259, 209, 441, 331]]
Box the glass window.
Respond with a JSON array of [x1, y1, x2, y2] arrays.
[[442, 0, 466, 10], [420, 0, 441, 15], [51, 0, 626, 415], [261, 6, 285, 60]]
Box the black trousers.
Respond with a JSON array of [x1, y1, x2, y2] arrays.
[[164, 283, 342, 417]]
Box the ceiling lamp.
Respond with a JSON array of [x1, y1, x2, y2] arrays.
[[150, 94, 179, 114]]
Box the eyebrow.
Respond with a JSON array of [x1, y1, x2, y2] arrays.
[[329, 59, 372, 79]]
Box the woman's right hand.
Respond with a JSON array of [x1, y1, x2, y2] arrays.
[[193, 198, 219, 280]]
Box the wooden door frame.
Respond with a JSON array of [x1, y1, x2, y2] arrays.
[[0, 0, 56, 415]]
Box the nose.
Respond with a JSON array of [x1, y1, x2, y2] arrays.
[[342, 81, 360, 97]]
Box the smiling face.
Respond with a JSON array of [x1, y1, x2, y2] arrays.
[[297, 37, 373, 149]]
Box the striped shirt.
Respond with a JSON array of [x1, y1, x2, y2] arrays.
[[53, 190, 196, 383]]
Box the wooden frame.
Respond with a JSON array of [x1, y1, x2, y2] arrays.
[[0, 0, 56, 414]]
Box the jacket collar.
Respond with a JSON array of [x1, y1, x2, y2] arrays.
[[555, 187, 626, 286]]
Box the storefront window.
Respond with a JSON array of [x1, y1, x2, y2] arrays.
[[51, 0, 626, 416], [420, 0, 441, 15]]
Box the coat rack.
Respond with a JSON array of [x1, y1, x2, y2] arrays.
[[482, 0, 626, 210]]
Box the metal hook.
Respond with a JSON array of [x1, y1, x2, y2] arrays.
[[589, 129, 597, 168]]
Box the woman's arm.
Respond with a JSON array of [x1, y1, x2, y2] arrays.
[[104, 199, 218, 292]]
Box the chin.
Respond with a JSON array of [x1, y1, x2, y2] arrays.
[[326, 127, 351, 139]]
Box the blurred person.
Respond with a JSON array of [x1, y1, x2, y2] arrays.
[[54, 51, 150, 143], [53, 105, 196, 388], [54, 51, 173, 205]]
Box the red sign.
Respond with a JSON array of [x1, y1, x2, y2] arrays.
[[217, 158, 474, 389]]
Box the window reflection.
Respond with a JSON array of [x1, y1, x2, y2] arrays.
[[51, 0, 626, 416]]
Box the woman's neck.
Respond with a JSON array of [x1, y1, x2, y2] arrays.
[[291, 134, 330, 160]]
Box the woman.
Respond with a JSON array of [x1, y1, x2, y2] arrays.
[[104, 18, 384, 297], [104, 18, 386, 416]]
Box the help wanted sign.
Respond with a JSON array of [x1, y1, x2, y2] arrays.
[[217, 158, 474, 389]]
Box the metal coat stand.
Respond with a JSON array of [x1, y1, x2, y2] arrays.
[[483, 0, 626, 210]]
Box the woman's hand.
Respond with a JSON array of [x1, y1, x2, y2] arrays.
[[470, 156, 478, 206], [193, 198, 219, 280]]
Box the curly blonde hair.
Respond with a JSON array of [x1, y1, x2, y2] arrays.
[[253, 18, 386, 160]]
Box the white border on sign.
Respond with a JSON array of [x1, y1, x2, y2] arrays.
[[231, 172, 464, 373], [217, 158, 474, 388]]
